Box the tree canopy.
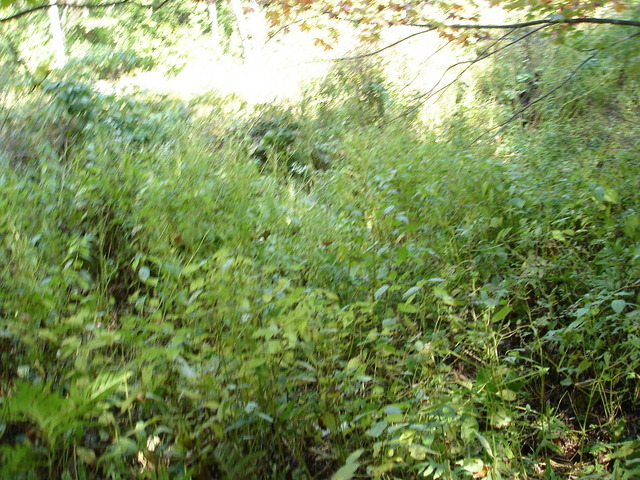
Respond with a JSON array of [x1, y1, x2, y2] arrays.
[[265, 0, 638, 50], [2, 0, 638, 31]]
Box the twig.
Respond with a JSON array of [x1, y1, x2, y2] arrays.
[[409, 17, 640, 30], [469, 30, 640, 147], [472, 54, 596, 145], [152, 0, 174, 12], [398, 39, 454, 94], [386, 24, 550, 125], [418, 26, 546, 101], [265, 13, 326, 44], [0, 0, 169, 23], [332, 28, 437, 62]]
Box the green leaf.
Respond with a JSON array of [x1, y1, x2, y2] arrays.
[[511, 197, 525, 208], [496, 389, 517, 401], [603, 188, 618, 203], [592, 185, 606, 203], [461, 458, 484, 473], [76, 447, 96, 465], [138, 266, 151, 283], [575, 306, 591, 318], [577, 359, 591, 372], [489, 408, 512, 428], [474, 431, 494, 458], [374, 284, 389, 300], [433, 286, 456, 305], [257, 412, 274, 423], [398, 302, 419, 313], [385, 413, 404, 423], [409, 444, 430, 461], [175, 356, 197, 379], [366, 420, 388, 438], [611, 299, 626, 315], [383, 405, 403, 415], [396, 246, 409, 263], [566, 319, 585, 331], [321, 412, 338, 432], [115, 437, 138, 455], [190, 277, 205, 292], [492, 305, 512, 323], [331, 449, 364, 480], [345, 357, 362, 370], [181, 261, 205, 276], [403, 286, 421, 299], [605, 439, 640, 461], [460, 415, 479, 441]]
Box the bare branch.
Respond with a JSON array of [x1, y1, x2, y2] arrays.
[[332, 28, 437, 62], [385, 24, 551, 125], [469, 53, 596, 147], [470, 30, 640, 147], [409, 17, 640, 30], [418, 25, 548, 101], [398, 39, 454, 94], [265, 13, 326, 44], [0, 0, 175, 23], [152, 0, 175, 12], [323, 11, 638, 121], [602, 29, 640, 48]]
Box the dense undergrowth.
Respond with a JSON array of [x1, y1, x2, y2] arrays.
[[1, 18, 640, 480]]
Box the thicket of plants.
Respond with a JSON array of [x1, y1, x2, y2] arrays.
[[1, 3, 639, 478]]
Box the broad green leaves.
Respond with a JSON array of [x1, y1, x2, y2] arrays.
[[331, 449, 364, 480], [1, 11, 639, 477]]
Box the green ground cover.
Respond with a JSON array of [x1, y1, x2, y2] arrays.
[[1, 8, 639, 478]]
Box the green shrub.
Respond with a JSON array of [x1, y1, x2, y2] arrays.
[[64, 49, 156, 80], [2, 14, 640, 479]]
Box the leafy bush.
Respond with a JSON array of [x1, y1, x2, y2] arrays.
[[1, 15, 640, 480], [64, 49, 156, 80], [315, 55, 391, 127]]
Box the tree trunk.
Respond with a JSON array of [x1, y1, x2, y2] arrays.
[[47, 0, 66, 68], [229, 0, 249, 59], [208, 0, 221, 53], [229, 0, 266, 61], [244, 0, 267, 50]]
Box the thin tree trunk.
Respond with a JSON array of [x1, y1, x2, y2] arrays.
[[228, 0, 271, 102], [208, 0, 221, 53], [229, 0, 250, 60], [47, 0, 66, 68], [229, 0, 267, 61], [244, 0, 266, 50]]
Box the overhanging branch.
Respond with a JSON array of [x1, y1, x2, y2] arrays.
[[324, 13, 639, 65], [382, 24, 551, 126], [0, 0, 175, 23], [409, 17, 640, 30], [344, 12, 638, 126], [333, 28, 437, 61], [470, 30, 640, 147]]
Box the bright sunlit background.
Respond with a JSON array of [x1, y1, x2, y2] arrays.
[[94, 3, 508, 111]]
